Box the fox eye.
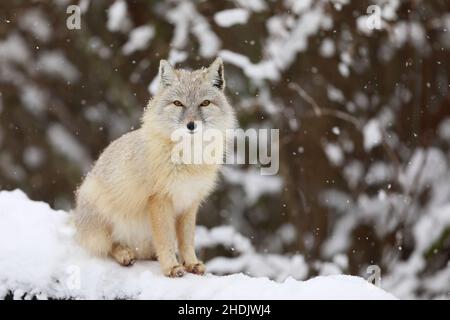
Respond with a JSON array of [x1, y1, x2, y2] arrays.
[[173, 100, 183, 107], [200, 100, 210, 107]]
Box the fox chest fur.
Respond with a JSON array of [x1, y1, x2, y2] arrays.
[[165, 167, 218, 214], [142, 133, 219, 215], [149, 158, 219, 215]]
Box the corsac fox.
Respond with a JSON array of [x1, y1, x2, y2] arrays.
[[73, 58, 236, 277]]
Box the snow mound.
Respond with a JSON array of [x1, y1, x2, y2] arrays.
[[0, 190, 396, 300]]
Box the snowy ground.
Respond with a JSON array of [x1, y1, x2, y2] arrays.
[[0, 190, 396, 300]]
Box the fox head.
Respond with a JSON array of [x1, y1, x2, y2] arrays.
[[143, 58, 236, 140]]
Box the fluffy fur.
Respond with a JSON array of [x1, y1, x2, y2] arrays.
[[73, 58, 236, 277]]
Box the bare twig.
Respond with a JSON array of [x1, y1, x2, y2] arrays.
[[303, 109, 362, 129], [288, 81, 402, 181], [288, 83, 322, 117], [399, 150, 428, 221], [288, 82, 361, 128]]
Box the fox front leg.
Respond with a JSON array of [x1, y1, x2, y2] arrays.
[[148, 198, 185, 277], [176, 203, 205, 275]]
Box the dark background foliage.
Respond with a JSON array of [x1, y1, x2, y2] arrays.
[[0, 0, 449, 298]]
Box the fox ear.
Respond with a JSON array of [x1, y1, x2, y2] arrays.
[[206, 57, 225, 90], [159, 60, 176, 88]]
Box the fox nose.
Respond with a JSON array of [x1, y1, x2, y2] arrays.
[[186, 121, 197, 131]]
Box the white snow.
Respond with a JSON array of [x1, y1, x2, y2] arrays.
[[285, 0, 312, 14], [0, 155, 25, 182], [320, 38, 335, 57], [47, 124, 92, 172], [343, 160, 364, 189], [323, 143, 344, 166], [438, 118, 450, 142], [221, 167, 283, 205], [365, 162, 393, 184], [265, 6, 330, 72], [220, 50, 279, 81], [18, 9, 52, 43], [363, 119, 382, 151], [216, 2, 336, 83], [20, 84, 47, 115], [214, 9, 249, 28], [122, 25, 155, 55], [36, 51, 80, 82], [332, 127, 341, 135], [400, 148, 447, 192], [167, 2, 220, 58], [0, 33, 30, 65], [327, 85, 345, 103], [107, 0, 132, 33], [338, 62, 350, 77], [23, 146, 45, 169], [0, 189, 396, 300], [235, 0, 266, 12]]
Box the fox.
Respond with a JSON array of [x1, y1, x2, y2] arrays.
[[73, 58, 236, 277]]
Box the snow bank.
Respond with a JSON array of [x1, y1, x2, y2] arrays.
[[0, 190, 396, 300]]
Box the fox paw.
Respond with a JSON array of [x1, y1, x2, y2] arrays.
[[111, 245, 136, 267], [165, 265, 186, 278], [184, 262, 206, 275]]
